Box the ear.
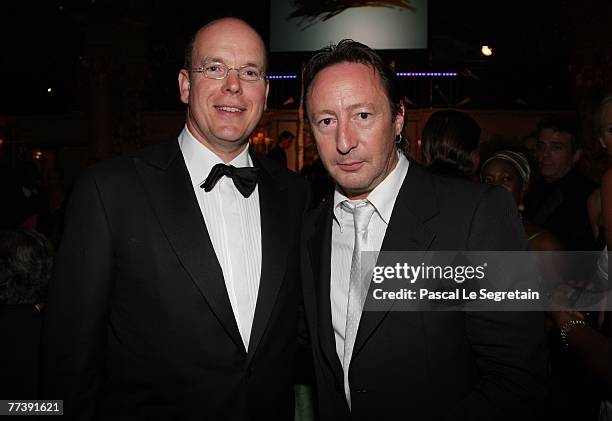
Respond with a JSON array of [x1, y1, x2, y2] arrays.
[[178, 69, 191, 105], [600, 136, 607, 149], [394, 102, 405, 136], [572, 147, 583, 164], [264, 79, 270, 111]]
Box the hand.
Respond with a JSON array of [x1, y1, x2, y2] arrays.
[[548, 310, 585, 331]]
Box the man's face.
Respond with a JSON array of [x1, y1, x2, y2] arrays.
[[307, 62, 403, 200], [178, 19, 268, 159], [536, 129, 580, 183]]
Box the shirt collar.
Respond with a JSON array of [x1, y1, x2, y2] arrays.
[[178, 125, 253, 188], [333, 151, 409, 232]]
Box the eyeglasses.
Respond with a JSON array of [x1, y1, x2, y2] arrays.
[[190, 62, 266, 82]]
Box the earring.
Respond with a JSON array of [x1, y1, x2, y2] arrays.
[[518, 203, 525, 213], [395, 134, 404, 145]]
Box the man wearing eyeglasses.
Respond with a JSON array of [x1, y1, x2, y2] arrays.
[[43, 18, 311, 420]]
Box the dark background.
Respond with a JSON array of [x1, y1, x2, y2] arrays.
[[0, 0, 611, 175], [0, 0, 610, 242], [2, 0, 611, 114]]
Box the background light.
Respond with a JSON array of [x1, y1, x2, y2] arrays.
[[267, 72, 458, 80], [396, 72, 457, 78], [267, 75, 298, 80], [481, 45, 493, 56]]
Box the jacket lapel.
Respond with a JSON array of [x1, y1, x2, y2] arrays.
[[246, 153, 290, 361], [353, 163, 438, 357], [133, 141, 244, 352], [306, 202, 345, 385]]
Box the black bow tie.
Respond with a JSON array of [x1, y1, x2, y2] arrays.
[[201, 163, 260, 198]]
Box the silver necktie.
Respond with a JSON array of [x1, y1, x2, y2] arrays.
[[342, 200, 376, 409]]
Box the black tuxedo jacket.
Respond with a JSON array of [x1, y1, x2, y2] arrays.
[[43, 140, 310, 420], [301, 163, 548, 421]]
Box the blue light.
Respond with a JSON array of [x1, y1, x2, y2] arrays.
[[395, 72, 457, 78], [267, 75, 298, 80], [265, 72, 457, 80]]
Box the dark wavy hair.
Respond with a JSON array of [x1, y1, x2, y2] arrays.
[[302, 39, 402, 120], [0, 229, 53, 305], [537, 116, 581, 152], [421, 110, 481, 177]]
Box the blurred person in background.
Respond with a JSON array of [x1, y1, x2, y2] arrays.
[[588, 94, 612, 246], [480, 150, 562, 251], [0, 229, 53, 399], [0, 162, 51, 235], [525, 117, 599, 251], [268, 130, 294, 167], [421, 109, 481, 179]]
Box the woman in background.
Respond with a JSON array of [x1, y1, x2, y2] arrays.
[[588, 94, 612, 245], [421, 110, 481, 179], [480, 150, 562, 251]]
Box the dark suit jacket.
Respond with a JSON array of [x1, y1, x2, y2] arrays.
[[301, 163, 548, 421], [525, 168, 599, 251], [43, 140, 310, 420]]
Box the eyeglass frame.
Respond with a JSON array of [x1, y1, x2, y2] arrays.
[[189, 61, 267, 82]]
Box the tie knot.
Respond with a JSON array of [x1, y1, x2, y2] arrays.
[[345, 200, 375, 233]]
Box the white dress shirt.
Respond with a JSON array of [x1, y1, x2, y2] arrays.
[[179, 126, 262, 351], [330, 152, 409, 364]]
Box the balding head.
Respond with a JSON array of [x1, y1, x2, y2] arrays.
[[184, 18, 267, 72]]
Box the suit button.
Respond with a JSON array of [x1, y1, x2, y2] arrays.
[[355, 389, 367, 394]]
